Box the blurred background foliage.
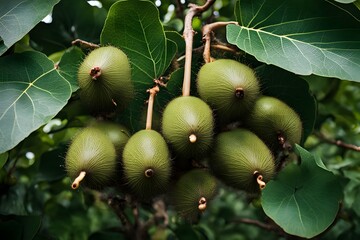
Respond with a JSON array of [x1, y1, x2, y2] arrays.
[[1, 0, 360, 239]]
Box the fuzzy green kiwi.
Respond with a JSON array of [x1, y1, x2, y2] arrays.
[[77, 46, 134, 113], [209, 128, 275, 193], [65, 127, 117, 190], [197, 59, 260, 123], [90, 121, 130, 155], [245, 96, 303, 153], [122, 129, 171, 198], [161, 96, 214, 159], [170, 168, 218, 220]]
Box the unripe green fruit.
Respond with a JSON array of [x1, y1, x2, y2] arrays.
[[77, 46, 134, 113], [245, 96, 303, 152], [122, 129, 171, 198], [161, 96, 214, 159], [197, 59, 260, 122], [65, 127, 117, 190], [209, 128, 275, 193], [90, 121, 130, 155], [170, 169, 217, 220]]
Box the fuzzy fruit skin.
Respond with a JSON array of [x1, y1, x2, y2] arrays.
[[197, 59, 260, 123], [122, 129, 171, 198], [209, 128, 275, 193], [161, 96, 214, 159], [77, 46, 134, 113], [245, 96, 303, 152], [65, 127, 117, 189], [170, 169, 217, 220], [90, 121, 130, 155]]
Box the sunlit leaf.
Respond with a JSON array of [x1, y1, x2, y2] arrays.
[[0, 51, 71, 153], [262, 145, 342, 238], [227, 0, 360, 81], [0, 0, 60, 55]]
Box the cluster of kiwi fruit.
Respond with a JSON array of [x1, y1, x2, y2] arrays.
[[65, 45, 303, 220]]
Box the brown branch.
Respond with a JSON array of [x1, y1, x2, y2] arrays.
[[202, 21, 238, 63], [233, 218, 286, 237], [72, 39, 100, 50], [145, 85, 160, 130], [182, 0, 216, 96], [314, 131, 360, 152]]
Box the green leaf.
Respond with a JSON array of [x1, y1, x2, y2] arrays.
[[58, 46, 85, 92], [335, 0, 356, 3], [37, 148, 67, 182], [255, 65, 317, 143], [262, 145, 342, 238], [227, 0, 360, 82], [29, 0, 107, 55], [0, 51, 72, 154], [100, 0, 177, 86], [0, 152, 8, 169], [0, 215, 42, 240], [0, 0, 60, 56]]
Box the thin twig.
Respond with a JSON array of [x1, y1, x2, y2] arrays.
[[202, 21, 238, 63], [233, 218, 286, 237], [314, 131, 360, 152], [72, 39, 100, 50], [182, 0, 216, 96], [145, 85, 160, 130]]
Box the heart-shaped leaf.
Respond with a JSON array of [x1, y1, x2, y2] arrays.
[[227, 0, 360, 82], [0, 0, 60, 55], [100, 0, 177, 87], [0, 51, 72, 153], [262, 145, 342, 238]]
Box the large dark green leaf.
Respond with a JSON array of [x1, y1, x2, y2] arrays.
[[256, 65, 317, 143], [227, 0, 360, 82], [0, 51, 71, 154], [0, 0, 60, 55], [262, 145, 342, 238], [29, 0, 107, 55], [0, 215, 41, 240], [100, 0, 177, 86]]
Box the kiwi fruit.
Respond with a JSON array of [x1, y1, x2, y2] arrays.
[[90, 120, 130, 155], [122, 129, 171, 198], [65, 127, 117, 190], [161, 96, 214, 159], [245, 96, 303, 152], [170, 168, 218, 220], [197, 59, 260, 123], [77, 46, 134, 113], [209, 128, 275, 193]]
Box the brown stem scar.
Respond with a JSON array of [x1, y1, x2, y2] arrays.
[[90, 67, 101, 80], [198, 197, 207, 211], [254, 171, 266, 190], [235, 87, 245, 99], [145, 169, 154, 178], [189, 134, 197, 143], [72, 171, 86, 189]]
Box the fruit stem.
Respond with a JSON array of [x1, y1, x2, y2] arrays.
[[253, 171, 266, 190], [202, 21, 238, 63], [90, 67, 101, 80], [72, 171, 86, 189], [189, 134, 197, 143], [182, 0, 216, 96], [145, 86, 160, 130], [198, 197, 207, 211], [235, 87, 245, 99], [144, 169, 154, 178]]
